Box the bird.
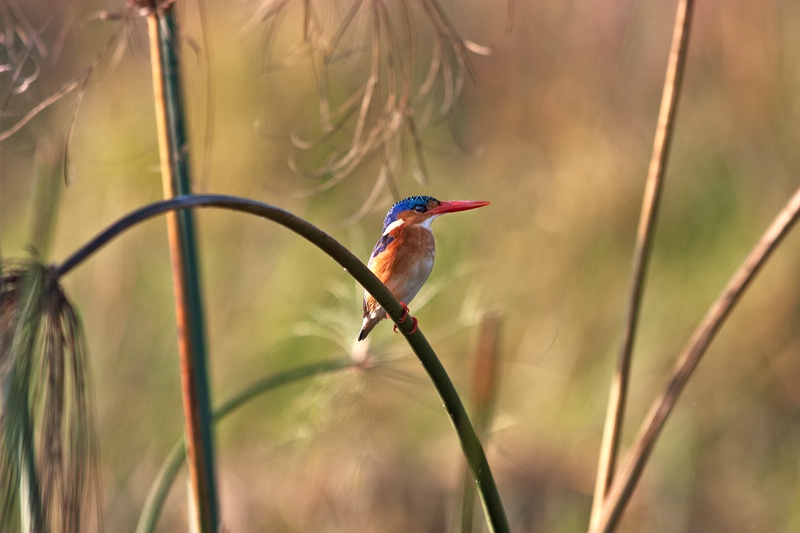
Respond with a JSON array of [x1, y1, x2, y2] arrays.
[[358, 195, 490, 341]]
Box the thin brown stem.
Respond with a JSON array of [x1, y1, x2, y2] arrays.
[[589, 1, 695, 529], [592, 185, 800, 533]]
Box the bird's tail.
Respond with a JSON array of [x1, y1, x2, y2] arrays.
[[358, 313, 384, 341]]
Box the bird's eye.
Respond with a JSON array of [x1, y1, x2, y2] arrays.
[[414, 205, 426, 213]]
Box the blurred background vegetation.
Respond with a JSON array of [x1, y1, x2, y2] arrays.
[[2, 0, 800, 531]]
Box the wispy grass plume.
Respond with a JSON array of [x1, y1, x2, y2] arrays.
[[249, 0, 490, 201], [0, 260, 99, 532]]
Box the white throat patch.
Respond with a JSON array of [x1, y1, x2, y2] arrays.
[[419, 215, 439, 230]]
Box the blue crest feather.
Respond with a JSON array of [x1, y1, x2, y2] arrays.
[[380, 196, 437, 233]]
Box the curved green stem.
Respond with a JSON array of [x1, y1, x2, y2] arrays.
[[56, 194, 510, 533]]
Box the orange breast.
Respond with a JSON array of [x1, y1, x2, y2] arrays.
[[367, 224, 436, 306]]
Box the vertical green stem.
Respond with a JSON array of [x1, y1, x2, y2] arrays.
[[147, 6, 219, 532]]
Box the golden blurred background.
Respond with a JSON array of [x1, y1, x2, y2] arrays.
[[2, 0, 800, 531]]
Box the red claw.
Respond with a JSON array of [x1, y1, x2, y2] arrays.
[[393, 303, 418, 334], [398, 302, 410, 322], [387, 302, 410, 322]]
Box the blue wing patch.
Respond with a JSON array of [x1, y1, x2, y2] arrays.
[[371, 234, 395, 257]]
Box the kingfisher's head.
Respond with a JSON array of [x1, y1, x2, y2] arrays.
[[381, 195, 490, 236]]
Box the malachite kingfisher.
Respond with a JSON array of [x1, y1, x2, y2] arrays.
[[358, 195, 490, 341]]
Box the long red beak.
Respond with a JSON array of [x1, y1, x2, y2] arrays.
[[428, 200, 490, 215]]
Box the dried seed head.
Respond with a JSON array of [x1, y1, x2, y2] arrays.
[[0, 260, 100, 532]]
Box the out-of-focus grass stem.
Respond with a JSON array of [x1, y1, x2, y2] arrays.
[[590, 1, 695, 529], [146, 5, 219, 532], [593, 185, 800, 532], [136, 358, 355, 533], [460, 312, 503, 533]]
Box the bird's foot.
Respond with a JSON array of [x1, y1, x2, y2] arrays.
[[393, 302, 418, 334], [397, 302, 410, 322], [393, 317, 418, 334]]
